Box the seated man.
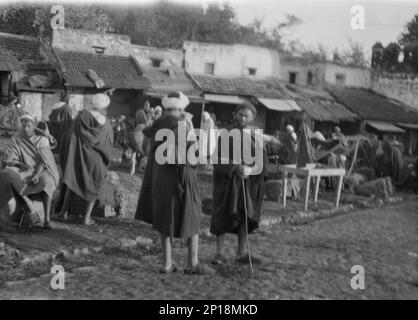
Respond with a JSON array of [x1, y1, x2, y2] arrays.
[[0, 115, 59, 229]]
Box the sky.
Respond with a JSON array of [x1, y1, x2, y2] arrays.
[[2, 0, 418, 57], [231, 0, 418, 57]]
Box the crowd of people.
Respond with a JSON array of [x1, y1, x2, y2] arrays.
[[0, 91, 267, 275], [1, 89, 416, 274]]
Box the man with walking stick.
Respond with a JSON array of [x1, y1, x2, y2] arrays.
[[210, 102, 267, 267]]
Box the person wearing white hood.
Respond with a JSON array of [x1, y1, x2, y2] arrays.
[[135, 91, 214, 275], [58, 93, 113, 225], [285, 124, 298, 164]]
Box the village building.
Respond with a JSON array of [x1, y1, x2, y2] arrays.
[[279, 56, 370, 88], [183, 41, 307, 132], [285, 84, 360, 135], [2, 27, 417, 144], [0, 32, 62, 123], [329, 86, 418, 154], [188, 73, 301, 131], [52, 29, 149, 118], [184, 41, 364, 134], [53, 49, 149, 118], [51, 28, 204, 121]]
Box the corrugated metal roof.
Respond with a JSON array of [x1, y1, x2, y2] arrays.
[[366, 121, 406, 133], [257, 98, 301, 112]]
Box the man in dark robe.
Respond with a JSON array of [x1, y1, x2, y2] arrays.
[[135, 92, 214, 275], [57, 93, 113, 225], [48, 102, 73, 153], [210, 102, 267, 265]]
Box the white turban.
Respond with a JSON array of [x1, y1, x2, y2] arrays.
[[286, 125, 294, 132], [202, 111, 211, 121], [162, 92, 189, 110], [52, 102, 66, 110], [92, 93, 110, 110], [313, 131, 326, 142], [19, 114, 35, 123]]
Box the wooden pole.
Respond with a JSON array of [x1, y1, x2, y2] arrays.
[[200, 99, 206, 129]]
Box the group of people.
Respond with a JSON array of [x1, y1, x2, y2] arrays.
[[0, 93, 113, 228], [0, 90, 267, 275], [135, 92, 267, 274], [112, 100, 163, 175]]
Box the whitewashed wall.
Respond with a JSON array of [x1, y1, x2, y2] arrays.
[[183, 41, 280, 78]]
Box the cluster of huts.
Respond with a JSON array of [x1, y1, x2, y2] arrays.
[[1, 28, 418, 155]]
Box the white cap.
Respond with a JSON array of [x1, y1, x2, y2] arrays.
[[19, 114, 35, 123], [202, 111, 211, 120], [286, 125, 294, 132], [313, 131, 326, 142], [162, 91, 189, 110], [52, 102, 66, 110], [92, 94, 110, 110]]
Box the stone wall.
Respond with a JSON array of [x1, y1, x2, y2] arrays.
[[52, 28, 183, 68], [52, 28, 132, 55], [19, 91, 61, 121], [370, 72, 418, 111]]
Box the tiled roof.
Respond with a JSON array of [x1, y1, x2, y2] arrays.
[[285, 83, 359, 122], [189, 74, 294, 99], [143, 66, 201, 97], [0, 32, 45, 69], [0, 52, 20, 71], [328, 87, 418, 124], [54, 49, 149, 89], [296, 98, 359, 122]]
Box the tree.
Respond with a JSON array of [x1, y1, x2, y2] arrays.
[[300, 44, 328, 62], [399, 13, 418, 45], [0, 3, 114, 38], [238, 14, 301, 51], [109, 2, 240, 49], [341, 39, 368, 67], [0, 1, 302, 52], [0, 3, 49, 37], [399, 13, 418, 72]]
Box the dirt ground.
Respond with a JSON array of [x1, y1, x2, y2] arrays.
[[0, 137, 417, 299], [1, 195, 417, 299]]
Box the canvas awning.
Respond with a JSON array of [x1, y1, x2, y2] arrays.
[[396, 123, 418, 130], [257, 98, 302, 112], [204, 94, 245, 104], [366, 121, 405, 133], [146, 91, 204, 103]]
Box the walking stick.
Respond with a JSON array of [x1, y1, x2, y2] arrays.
[[241, 178, 254, 274]]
